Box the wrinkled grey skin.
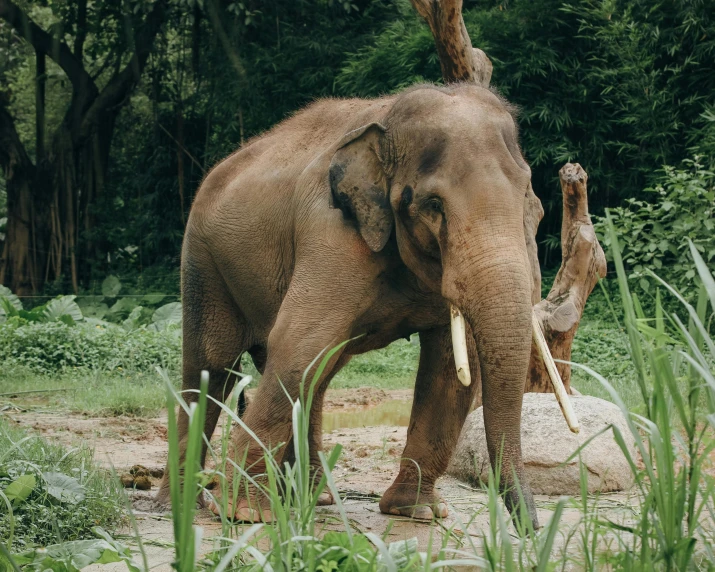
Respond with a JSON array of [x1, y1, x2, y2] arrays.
[[156, 83, 538, 527]]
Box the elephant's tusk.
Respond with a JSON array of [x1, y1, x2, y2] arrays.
[[450, 305, 471, 387], [531, 311, 580, 433]]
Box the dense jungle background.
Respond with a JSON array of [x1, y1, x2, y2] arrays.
[[1, 0, 713, 299]]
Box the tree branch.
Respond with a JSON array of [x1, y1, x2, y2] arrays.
[[79, 0, 167, 139], [73, 0, 88, 60], [0, 93, 34, 176], [410, 0, 491, 86], [0, 0, 95, 95]]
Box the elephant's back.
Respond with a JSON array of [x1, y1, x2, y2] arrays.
[[190, 97, 384, 228], [183, 96, 390, 337]]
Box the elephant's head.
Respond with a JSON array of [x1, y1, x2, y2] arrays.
[[329, 84, 538, 524]]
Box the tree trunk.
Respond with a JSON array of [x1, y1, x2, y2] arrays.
[[1, 173, 44, 295], [0, 100, 47, 295], [0, 0, 167, 293], [35, 50, 45, 161], [46, 113, 114, 292], [409, 0, 492, 86]]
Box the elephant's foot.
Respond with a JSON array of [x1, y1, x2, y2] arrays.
[[153, 477, 174, 511], [154, 475, 213, 512], [308, 465, 335, 506], [379, 482, 448, 520], [207, 485, 273, 523], [155, 483, 171, 506], [317, 490, 334, 506]]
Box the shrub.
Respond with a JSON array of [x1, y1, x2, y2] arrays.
[[595, 156, 715, 299], [0, 319, 181, 373]]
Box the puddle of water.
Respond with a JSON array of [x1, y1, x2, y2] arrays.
[[322, 399, 412, 432]]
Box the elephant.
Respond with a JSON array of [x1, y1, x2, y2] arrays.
[[156, 82, 540, 528]]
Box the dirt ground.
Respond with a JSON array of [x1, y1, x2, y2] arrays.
[[3, 386, 639, 570]]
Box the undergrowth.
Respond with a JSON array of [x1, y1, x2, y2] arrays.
[[0, 419, 124, 552], [0, 365, 177, 417]]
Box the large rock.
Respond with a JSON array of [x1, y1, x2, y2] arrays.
[[447, 393, 636, 495]]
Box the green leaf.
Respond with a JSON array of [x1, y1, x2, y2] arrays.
[[58, 315, 75, 326], [106, 298, 139, 321], [689, 240, 715, 312], [101, 275, 122, 298], [0, 297, 20, 320], [17, 539, 132, 572], [152, 302, 182, 330], [122, 306, 150, 331], [43, 472, 86, 504], [141, 293, 166, 305], [77, 297, 108, 319], [0, 285, 23, 311], [4, 474, 36, 505], [20, 306, 48, 322], [44, 296, 83, 323], [77, 302, 108, 319]]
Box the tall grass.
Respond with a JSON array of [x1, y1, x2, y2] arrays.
[[587, 217, 715, 569], [560, 218, 715, 569]]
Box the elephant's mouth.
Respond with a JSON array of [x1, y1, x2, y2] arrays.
[[449, 303, 580, 434]]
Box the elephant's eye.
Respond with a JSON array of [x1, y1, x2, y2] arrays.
[[423, 197, 443, 214]]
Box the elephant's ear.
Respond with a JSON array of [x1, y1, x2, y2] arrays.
[[329, 123, 393, 253]]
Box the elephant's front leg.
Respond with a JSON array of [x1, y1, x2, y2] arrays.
[[208, 262, 362, 522], [379, 326, 480, 520], [281, 353, 352, 506]]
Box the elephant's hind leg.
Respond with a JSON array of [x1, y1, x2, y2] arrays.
[[156, 254, 252, 506], [379, 326, 480, 520]]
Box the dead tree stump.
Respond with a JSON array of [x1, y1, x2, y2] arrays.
[[527, 164, 607, 393]]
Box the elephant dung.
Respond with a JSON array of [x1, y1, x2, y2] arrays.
[[448, 393, 636, 495]]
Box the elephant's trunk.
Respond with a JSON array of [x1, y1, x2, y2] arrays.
[[443, 238, 539, 527]]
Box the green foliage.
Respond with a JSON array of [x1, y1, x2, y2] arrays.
[[570, 313, 642, 410], [0, 279, 182, 373], [0, 319, 180, 373], [4, 0, 713, 290], [0, 419, 123, 552], [0, 295, 80, 325], [596, 157, 715, 299], [74, 275, 177, 327], [11, 528, 140, 572], [332, 338, 419, 389]]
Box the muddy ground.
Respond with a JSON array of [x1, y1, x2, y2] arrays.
[[3, 386, 638, 570]]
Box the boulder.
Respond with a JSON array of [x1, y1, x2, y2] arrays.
[[447, 393, 636, 495]]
